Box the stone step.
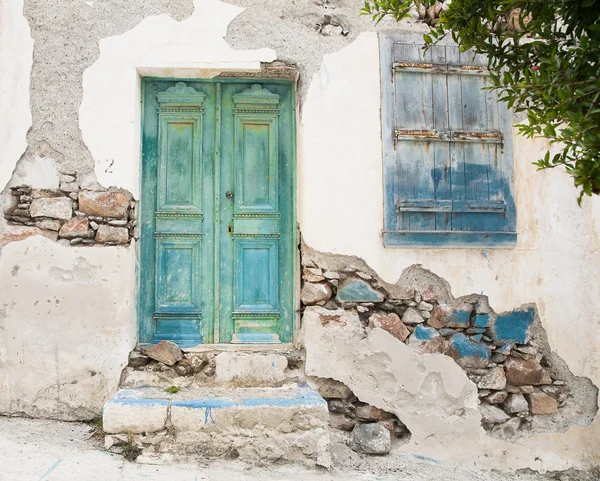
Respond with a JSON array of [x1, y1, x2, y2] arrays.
[[123, 350, 305, 389], [102, 386, 331, 467]]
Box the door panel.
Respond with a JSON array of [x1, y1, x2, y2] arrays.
[[140, 79, 295, 346]]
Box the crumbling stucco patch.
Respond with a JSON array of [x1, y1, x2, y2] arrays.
[[224, 0, 426, 104]]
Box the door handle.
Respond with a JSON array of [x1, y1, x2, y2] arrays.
[[226, 191, 233, 199]]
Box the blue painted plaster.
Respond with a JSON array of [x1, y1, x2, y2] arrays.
[[171, 398, 236, 409], [450, 333, 491, 360], [241, 391, 326, 408], [336, 278, 385, 303], [446, 308, 472, 328], [414, 325, 439, 341], [473, 314, 491, 328], [492, 307, 535, 344], [497, 343, 514, 354]]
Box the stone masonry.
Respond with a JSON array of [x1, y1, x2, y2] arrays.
[[299, 248, 597, 441], [4, 182, 136, 246]]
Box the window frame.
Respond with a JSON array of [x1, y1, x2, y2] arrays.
[[380, 32, 517, 249]]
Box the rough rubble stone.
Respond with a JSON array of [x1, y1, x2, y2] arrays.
[[329, 413, 356, 431], [408, 325, 450, 355], [96, 225, 129, 244], [31, 189, 62, 199], [30, 197, 73, 220], [491, 307, 535, 344], [484, 391, 508, 404], [504, 393, 529, 413], [478, 367, 507, 391], [369, 312, 410, 341], [351, 423, 391, 455], [58, 216, 89, 239], [480, 403, 511, 424], [128, 350, 151, 368], [402, 307, 424, 325], [449, 333, 491, 368], [504, 357, 552, 386], [328, 399, 354, 415], [314, 378, 352, 399], [526, 392, 559, 415], [35, 219, 62, 231], [491, 417, 522, 438], [355, 404, 396, 421], [141, 341, 183, 366], [301, 283, 332, 305], [336, 277, 384, 303], [79, 189, 132, 218]]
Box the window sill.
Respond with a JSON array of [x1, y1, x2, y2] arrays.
[[382, 230, 517, 249]]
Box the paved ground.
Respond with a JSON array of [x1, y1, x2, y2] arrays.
[[0, 416, 596, 481]]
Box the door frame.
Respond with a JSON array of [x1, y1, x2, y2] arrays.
[[137, 77, 298, 348]]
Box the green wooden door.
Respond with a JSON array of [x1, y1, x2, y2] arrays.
[[139, 79, 296, 346]]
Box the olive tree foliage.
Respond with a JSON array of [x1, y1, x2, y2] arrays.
[[362, 0, 600, 203]]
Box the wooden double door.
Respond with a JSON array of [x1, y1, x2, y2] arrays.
[[139, 79, 296, 346]]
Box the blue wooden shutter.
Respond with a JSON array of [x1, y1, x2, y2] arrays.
[[380, 34, 517, 248]]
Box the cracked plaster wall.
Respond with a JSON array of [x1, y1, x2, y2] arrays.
[[0, 0, 598, 472]]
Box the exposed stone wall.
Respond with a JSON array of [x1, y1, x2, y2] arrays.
[[4, 183, 136, 246], [300, 245, 598, 441]]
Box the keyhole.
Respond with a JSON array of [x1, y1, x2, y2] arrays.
[[228, 224, 233, 234]]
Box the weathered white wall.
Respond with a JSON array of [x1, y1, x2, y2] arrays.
[[0, 0, 598, 471], [299, 32, 600, 471], [0, 0, 33, 191], [0, 236, 136, 420], [80, 0, 276, 197]]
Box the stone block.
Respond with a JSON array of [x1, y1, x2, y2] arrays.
[[79, 189, 132, 218], [478, 367, 507, 391], [103, 397, 169, 434], [141, 340, 183, 366], [526, 392, 558, 415], [449, 333, 491, 368], [428, 303, 472, 329], [491, 307, 535, 344], [30, 197, 73, 220], [408, 325, 450, 355], [480, 403, 511, 424], [355, 404, 396, 421], [369, 312, 409, 341], [215, 352, 287, 385], [504, 357, 552, 386], [301, 283, 332, 305], [329, 413, 356, 431], [312, 377, 352, 399], [96, 224, 129, 244], [58, 216, 89, 239], [402, 307, 424, 324], [351, 423, 391, 455], [35, 219, 61, 231], [484, 391, 508, 404], [504, 393, 529, 414], [336, 277, 384, 303]]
